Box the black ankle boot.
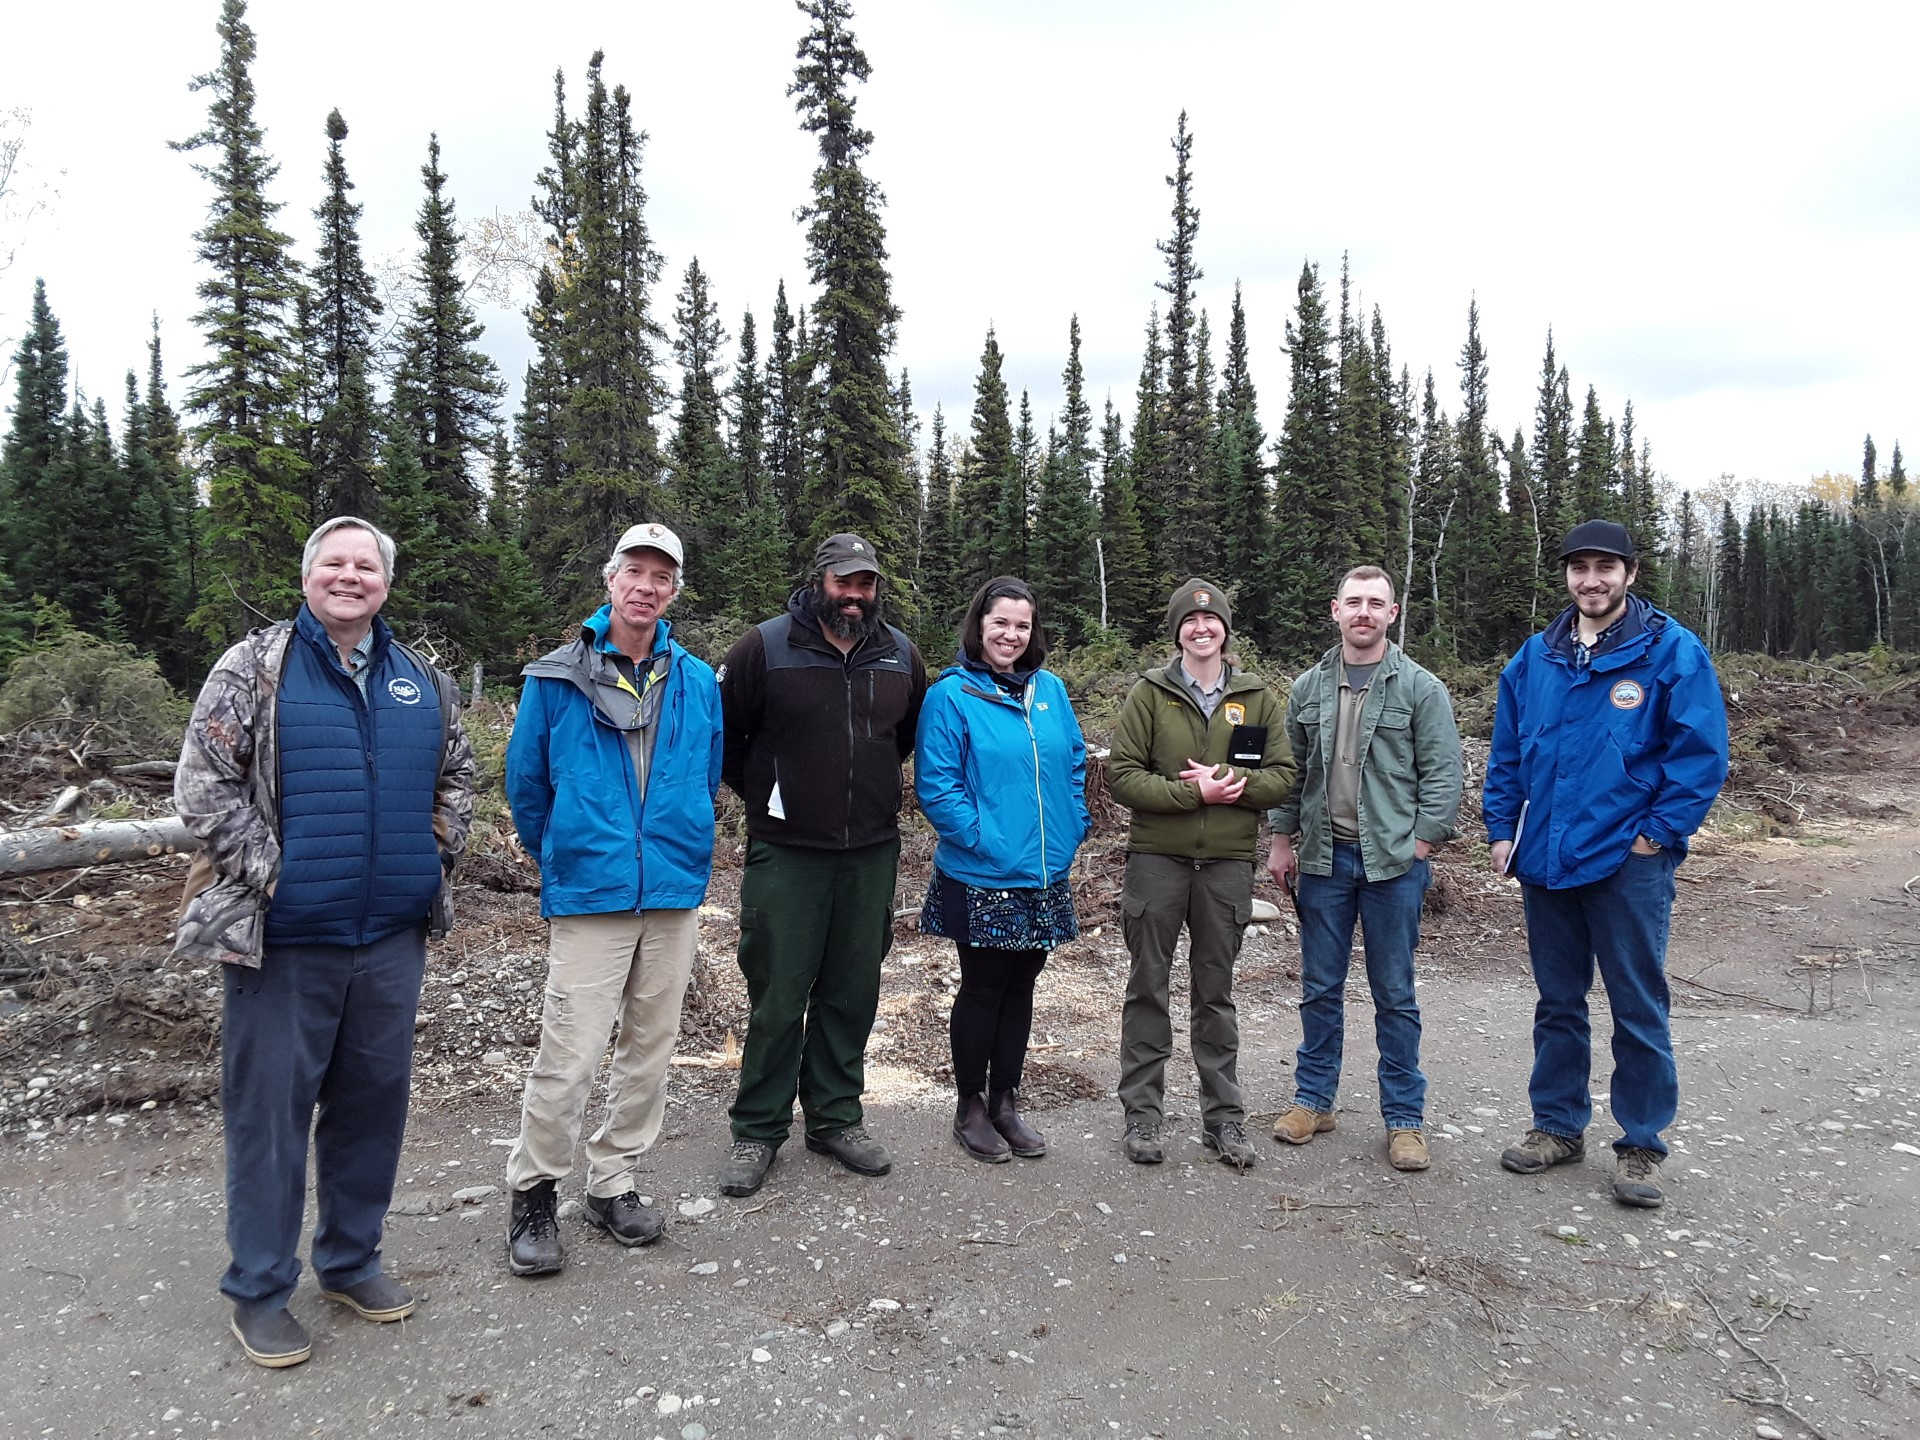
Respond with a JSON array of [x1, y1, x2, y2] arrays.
[[988, 1088, 1047, 1158], [952, 1093, 1010, 1163]]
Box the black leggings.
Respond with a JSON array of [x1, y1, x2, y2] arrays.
[[949, 943, 1047, 1095]]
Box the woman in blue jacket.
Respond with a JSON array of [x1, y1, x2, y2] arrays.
[[915, 577, 1091, 1162]]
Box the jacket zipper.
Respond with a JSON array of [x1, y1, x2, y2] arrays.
[[1021, 685, 1047, 887]]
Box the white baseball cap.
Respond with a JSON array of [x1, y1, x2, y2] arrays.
[[613, 522, 685, 567]]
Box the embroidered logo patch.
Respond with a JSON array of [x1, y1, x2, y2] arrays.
[[387, 677, 424, 706], [1224, 702, 1246, 725], [715, 662, 728, 684], [1194, 589, 1212, 606], [1609, 680, 1645, 710]]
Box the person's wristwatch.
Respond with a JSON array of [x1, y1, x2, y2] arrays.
[[1639, 836, 1663, 852]]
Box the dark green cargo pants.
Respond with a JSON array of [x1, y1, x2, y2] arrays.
[[1118, 851, 1254, 1127], [728, 837, 900, 1146]]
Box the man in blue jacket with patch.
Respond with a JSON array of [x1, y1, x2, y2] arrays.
[[1485, 520, 1728, 1209], [503, 523, 723, 1276]]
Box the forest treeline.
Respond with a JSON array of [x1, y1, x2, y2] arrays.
[[2, 0, 1915, 692]]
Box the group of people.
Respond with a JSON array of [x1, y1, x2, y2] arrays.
[[174, 512, 1727, 1369]]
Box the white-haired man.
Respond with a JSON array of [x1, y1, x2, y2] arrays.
[[176, 516, 475, 1367], [502, 524, 723, 1275]]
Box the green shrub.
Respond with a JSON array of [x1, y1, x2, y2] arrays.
[[0, 630, 189, 758]]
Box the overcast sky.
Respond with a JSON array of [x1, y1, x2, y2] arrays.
[[5, 2, 1916, 498]]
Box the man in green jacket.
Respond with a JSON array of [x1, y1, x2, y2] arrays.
[[1108, 580, 1297, 1170], [1266, 566, 1463, 1171]]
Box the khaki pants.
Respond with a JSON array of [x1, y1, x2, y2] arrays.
[[506, 909, 698, 1199]]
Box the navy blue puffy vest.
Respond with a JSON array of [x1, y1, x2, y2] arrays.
[[265, 609, 445, 946]]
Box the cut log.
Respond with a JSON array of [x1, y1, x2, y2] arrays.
[[1, 817, 193, 876], [111, 761, 179, 780]]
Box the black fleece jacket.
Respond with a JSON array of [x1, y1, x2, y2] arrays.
[[718, 590, 928, 850]]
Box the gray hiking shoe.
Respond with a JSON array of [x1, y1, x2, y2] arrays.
[[1124, 1120, 1165, 1165], [1203, 1120, 1258, 1171], [1612, 1147, 1666, 1208], [1499, 1128, 1586, 1175], [719, 1140, 778, 1197], [805, 1124, 893, 1177]]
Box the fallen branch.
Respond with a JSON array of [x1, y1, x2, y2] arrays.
[[1672, 974, 1805, 1014], [1692, 1279, 1829, 1440]]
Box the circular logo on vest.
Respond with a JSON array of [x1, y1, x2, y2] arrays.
[[1609, 680, 1645, 710], [388, 676, 424, 706]]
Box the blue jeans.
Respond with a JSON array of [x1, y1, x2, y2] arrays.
[[221, 924, 426, 1309], [1521, 849, 1680, 1156], [1293, 844, 1429, 1129]]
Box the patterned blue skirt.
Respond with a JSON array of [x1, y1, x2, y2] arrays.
[[919, 869, 1079, 951]]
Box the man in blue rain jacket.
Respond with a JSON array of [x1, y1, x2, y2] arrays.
[[502, 523, 723, 1276], [1484, 519, 1728, 1210]]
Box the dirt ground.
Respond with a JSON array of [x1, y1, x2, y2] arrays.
[[3, 676, 1919, 1439]]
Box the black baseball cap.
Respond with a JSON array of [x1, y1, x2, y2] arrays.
[[1557, 519, 1636, 564], [812, 533, 882, 577]]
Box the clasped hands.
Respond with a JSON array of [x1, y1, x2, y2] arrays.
[[1180, 758, 1246, 806]]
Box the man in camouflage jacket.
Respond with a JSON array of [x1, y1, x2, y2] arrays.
[[174, 517, 474, 1369]]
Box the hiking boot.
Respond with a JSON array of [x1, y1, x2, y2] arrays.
[[506, 1179, 566, 1277], [1499, 1128, 1585, 1175], [1203, 1120, 1259, 1171], [805, 1124, 893, 1177], [230, 1303, 312, 1368], [1387, 1128, 1431, 1172], [585, 1190, 666, 1246], [1271, 1105, 1336, 1145], [1613, 1147, 1666, 1208], [987, 1088, 1046, 1158], [320, 1272, 416, 1321], [718, 1140, 778, 1197], [953, 1094, 1011, 1163], [1124, 1120, 1165, 1165]]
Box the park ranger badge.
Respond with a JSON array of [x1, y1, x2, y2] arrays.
[[1224, 702, 1246, 725]]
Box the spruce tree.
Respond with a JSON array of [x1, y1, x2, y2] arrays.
[[765, 279, 809, 556], [1443, 298, 1509, 657], [118, 370, 193, 676], [1213, 284, 1271, 646], [789, 0, 910, 558], [172, 0, 307, 641], [1153, 112, 1212, 584], [0, 277, 68, 604], [725, 309, 789, 620], [309, 108, 381, 520], [521, 55, 666, 613], [1273, 260, 1340, 656], [1570, 385, 1615, 523], [1128, 305, 1169, 555], [1714, 500, 1743, 650], [145, 318, 200, 638], [917, 406, 964, 639], [1499, 427, 1540, 642], [666, 257, 731, 610], [1405, 370, 1455, 650], [956, 327, 1014, 592], [1033, 316, 1100, 643], [996, 390, 1036, 576], [1098, 396, 1155, 640], [1373, 312, 1412, 594], [1329, 260, 1386, 586]]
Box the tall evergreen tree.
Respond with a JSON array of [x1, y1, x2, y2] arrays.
[[1272, 260, 1340, 655], [1570, 385, 1615, 523], [764, 279, 809, 556], [996, 389, 1036, 576], [521, 54, 666, 613], [1442, 298, 1511, 657], [0, 277, 68, 603], [1714, 500, 1743, 651], [723, 309, 788, 620], [1213, 284, 1271, 645], [172, 0, 307, 641], [118, 369, 194, 675], [1128, 305, 1169, 553], [1034, 315, 1100, 643], [666, 257, 730, 609], [1098, 396, 1155, 639], [956, 327, 1013, 592], [789, 0, 910, 559], [309, 107, 381, 520], [1404, 370, 1455, 649], [1153, 112, 1211, 584], [918, 406, 964, 636]]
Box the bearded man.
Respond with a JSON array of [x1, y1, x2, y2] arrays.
[[713, 534, 928, 1198]]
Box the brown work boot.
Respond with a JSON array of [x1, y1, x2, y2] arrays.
[[1271, 1105, 1336, 1145], [1387, 1128, 1431, 1172], [1612, 1147, 1666, 1208]]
